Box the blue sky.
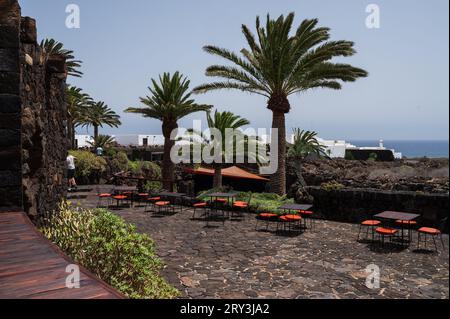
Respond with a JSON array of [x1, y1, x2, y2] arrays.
[[20, 0, 449, 140]]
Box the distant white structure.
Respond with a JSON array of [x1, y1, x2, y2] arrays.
[[112, 134, 164, 147], [74, 134, 94, 148], [74, 133, 402, 159], [346, 139, 402, 159]]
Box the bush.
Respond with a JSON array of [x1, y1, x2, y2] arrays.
[[110, 151, 129, 173], [197, 189, 294, 214], [39, 202, 179, 299], [368, 152, 378, 162], [320, 181, 345, 191], [69, 150, 107, 184]]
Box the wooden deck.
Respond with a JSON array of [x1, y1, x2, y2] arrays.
[[0, 212, 123, 299]]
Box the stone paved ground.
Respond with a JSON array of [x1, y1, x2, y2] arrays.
[[74, 189, 449, 299]]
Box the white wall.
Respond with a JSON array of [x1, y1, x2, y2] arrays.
[[75, 135, 94, 148]]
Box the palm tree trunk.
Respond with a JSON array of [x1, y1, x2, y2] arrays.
[[71, 123, 76, 149], [213, 166, 222, 189], [94, 125, 99, 140], [161, 120, 178, 191], [270, 110, 286, 195], [67, 117, 73, 149]]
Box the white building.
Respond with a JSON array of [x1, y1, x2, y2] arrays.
[[75, 133, 402, 159], [111, 135, 165, 147], [74, 135, 94, 148], [346, 139, 402, 159]]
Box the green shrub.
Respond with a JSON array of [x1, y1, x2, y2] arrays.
[[345, 151, 355, 160], [368, 152, 378, 162], [320, 181, 345, 191], [69, 150, 107, 183], [104, 147, 118, 157], [39, 202, 179, 299], [197, 189, 294, 214], [110, 151, 130, 173]]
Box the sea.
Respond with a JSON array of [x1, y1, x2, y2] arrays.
[[349, 140, 449, 159]]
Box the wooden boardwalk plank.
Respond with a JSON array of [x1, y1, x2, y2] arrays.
[[0, 212, 124, 299]]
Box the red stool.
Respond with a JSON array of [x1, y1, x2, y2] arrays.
[[417, 227, 444, 252], [277, 214, 302, 233], [255, 213, 278, 231], [358, 220, 382, 241], [375, 227, 398, 247], [192, 202, 208, 219]]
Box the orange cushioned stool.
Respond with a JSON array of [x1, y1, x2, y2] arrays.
[[358, 219, 382, 242], [375, 227, 398, 247]]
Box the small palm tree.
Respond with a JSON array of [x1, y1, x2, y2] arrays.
[[186, 111, 259, 188], [40, 38, 83, 77], [81, 101, 121, 139], [125, 72, 212, 191], [194, 13, 368, 195], [88, 134, 116, 149], [66, 86, 93, 149], [288, 129, 327, 158]]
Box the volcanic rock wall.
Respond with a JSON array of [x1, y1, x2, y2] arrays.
[[0, 0, 67, 218]]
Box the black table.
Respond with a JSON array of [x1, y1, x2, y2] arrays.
[[374, 211, 420, 244], [156, 192, 186, 210], [374, 211, 420, 221], [204, 192, 239, 225], [278, 203, 313, 212]]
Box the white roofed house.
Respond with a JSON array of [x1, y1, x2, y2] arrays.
[[74, 135, 94, 148]]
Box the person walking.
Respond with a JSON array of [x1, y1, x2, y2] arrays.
[[67, 154, 77, 191]]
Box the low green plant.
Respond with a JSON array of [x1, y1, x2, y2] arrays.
[[110, 151, 130, 172], [345, 151, 356, 160], [320, 181, 345, 191], [69, 150, 107, 183], [368, 152, 378, 162], [39, 202, 179, 299], [197, 189, 294, 214]]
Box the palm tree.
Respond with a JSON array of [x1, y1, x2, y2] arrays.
[[87, 134, 116, 149], [193, 13, 368, 195], [40, 38, 83, 78], [288, 129, 327, 158], [125, 72, 212, 191], [186, 111, 257, 188], [82, 101, 121, 139], [66, 86, 92, 149]]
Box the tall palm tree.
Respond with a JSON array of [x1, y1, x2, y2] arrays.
[[193, 13, 368, 195], [82, 101, 121, 139], [125, 72, 212, 191], [186, 111, 256, 188], [288, 128, 327, 158], [66, 86, 92, 149], [40, 38, 83, 78]]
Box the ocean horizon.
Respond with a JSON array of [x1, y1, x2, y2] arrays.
[[349, 140, 449, 159]]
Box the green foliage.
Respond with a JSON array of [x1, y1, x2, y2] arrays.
[[193, 13, 368, 100], [104, 147, 118, 157], [345, 151, 356, 160], [69, 150, 107, 181], [320, 181, 345, 191], [368, 152, 378, 162], [197, 189, 294, 214], [110, 151, 130, 172], [39, 202, 179, 299], [81, 101, 121, 137], [40, 38, 83, 77], [88, 134, 115, 149], [288, 128, 327, 158], [144, 180, 163, 193], [124, 72, 212, 123]]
